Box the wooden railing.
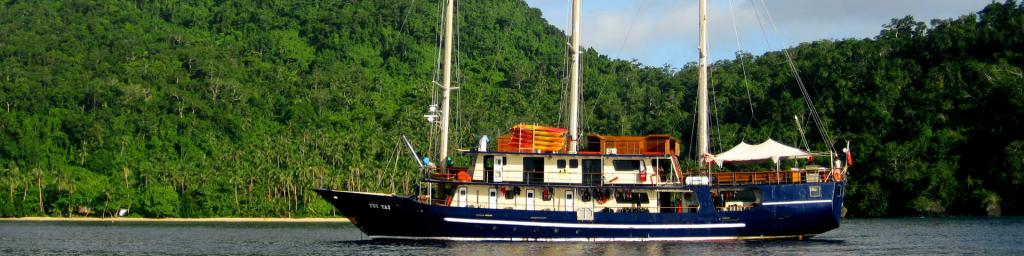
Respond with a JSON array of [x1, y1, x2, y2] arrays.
[[711, 169, 841, 185], [712, 171, 797, 184]]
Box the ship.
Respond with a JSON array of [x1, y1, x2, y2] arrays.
[[315, 0, 850, 241]]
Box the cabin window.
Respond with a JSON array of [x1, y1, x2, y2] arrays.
[[556, 159, 566, 169], [712, 188, 762, 212], [809, 186, 822, 198], [658, 192, 699, 213], [614, 191, 650, 204], [615, 191, 650, 213], [582, 159, 602, 185], [524, 157, 545, 184], [613, 160, 641, 171], [652, 159, 673, 182], [569, 159, 579, 169], [483, 156, 495, 182], [484, 156, 494, 170]]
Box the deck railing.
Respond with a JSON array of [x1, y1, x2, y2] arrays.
[[710, 169, 842, 185], [424, 167, 843, 186], [423, 196, 701, 213]]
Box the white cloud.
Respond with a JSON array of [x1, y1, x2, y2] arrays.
[[526, 0, 993, 67]]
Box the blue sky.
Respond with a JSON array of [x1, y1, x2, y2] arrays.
[[524, 0, 993, 68]]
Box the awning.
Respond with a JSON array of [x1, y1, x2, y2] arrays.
[[712, 138, 811, 165]]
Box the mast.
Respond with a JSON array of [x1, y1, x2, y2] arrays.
[[439, 0, 454, 168], [697, 0, 710, 166], [568, 0, 582, 154]]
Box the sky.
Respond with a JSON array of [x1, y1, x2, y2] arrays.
[[524, 0, 994, 68]]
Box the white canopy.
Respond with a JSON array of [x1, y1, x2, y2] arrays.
[[712, 138, 811, 165]]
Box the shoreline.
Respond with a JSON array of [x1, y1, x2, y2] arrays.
[[0, 216, 350, 223]]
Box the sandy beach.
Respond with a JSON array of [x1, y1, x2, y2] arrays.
[[0, 216, 350, 222]]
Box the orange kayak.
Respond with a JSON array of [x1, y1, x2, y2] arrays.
[[508, 136, 565, 143], [512, 124, 568, 133], [510, 129, 565, 137], [502, 140, 565, 147]]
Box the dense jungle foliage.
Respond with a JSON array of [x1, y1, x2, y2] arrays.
[[0, 0, 1021, 217]]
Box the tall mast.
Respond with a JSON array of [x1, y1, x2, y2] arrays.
[[568, 0, 582, 154], [439, 0, 454, 168], [697, 0, 710, 166]]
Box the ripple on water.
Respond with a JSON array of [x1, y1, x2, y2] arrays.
[[1, 217, 1023, 255]]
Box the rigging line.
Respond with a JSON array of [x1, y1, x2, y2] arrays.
[[455, 82, 462, 151], [579, 33, 586, 140], [688, 95, 698, 161], [798, 113, 812, 152], [577, 0, 586, 139], [453, 0, 460, 151], [710, 65, 724, 153], [728, 0, 758, 129], [726, 0, 744, 53], [558, 0, 573, 130], [616, 1, 646, 57], [576, 41, 590, 143], [558, 33, 568, 128], [432, 0, 445, 83], [749, 0, 773, 51], [398, 0, 416, 35], [428, 0, 442, 158], [391, 139, 402, 193], [455, 0, 466, 151], [430, 0, 445, 121], [584, 65, 590, 140], [756, 0, 834, 149]]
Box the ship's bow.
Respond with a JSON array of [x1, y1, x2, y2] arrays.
[[314, 189, 432, 237]]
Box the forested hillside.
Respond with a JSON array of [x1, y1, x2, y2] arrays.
[[0, 0, 1021, 218]]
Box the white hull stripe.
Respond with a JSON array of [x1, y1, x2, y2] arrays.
[[444, 217, 745, 229], [761, 199, 833, 206], [368, 235, 803, 242], [338, 191, 395, 197]]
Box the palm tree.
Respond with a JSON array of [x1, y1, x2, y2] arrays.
[[31, 168, 44, 214]]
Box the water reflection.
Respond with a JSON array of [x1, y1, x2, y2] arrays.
[[1, 218, 1023, 255]]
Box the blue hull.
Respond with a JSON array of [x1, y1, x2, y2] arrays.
[[314, 182, 844, 241]]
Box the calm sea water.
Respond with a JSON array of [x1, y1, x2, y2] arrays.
[[1, 218, 1022, 255]]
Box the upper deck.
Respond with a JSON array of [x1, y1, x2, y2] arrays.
[[427, 150, 842, 188], [426, 132, 842, 187]]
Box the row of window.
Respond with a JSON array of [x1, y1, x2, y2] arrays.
[[488, 156, 672, 172], [555, 159, 580, 169], [457, 187, 575, 211]]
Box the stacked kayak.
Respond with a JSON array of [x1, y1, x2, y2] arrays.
[[497, 124, 567, 152]]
